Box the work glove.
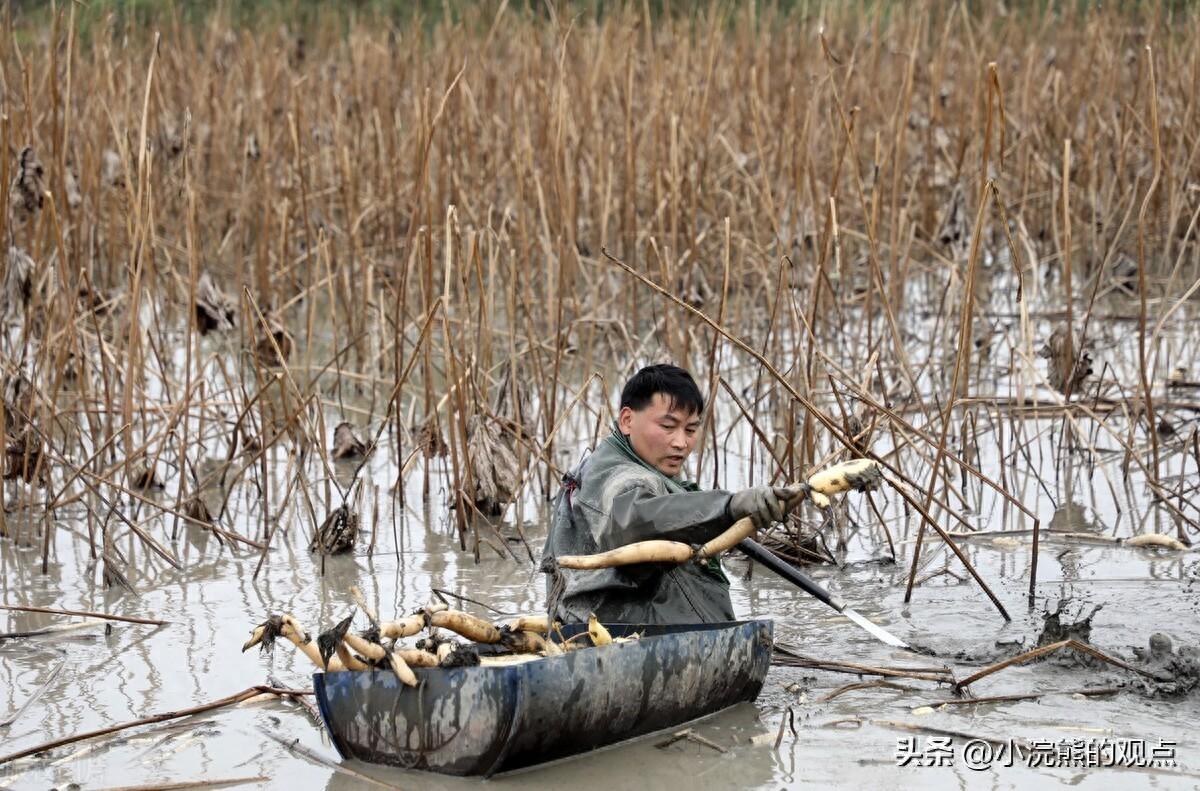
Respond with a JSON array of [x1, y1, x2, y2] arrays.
[[728, 483, 808, 531]]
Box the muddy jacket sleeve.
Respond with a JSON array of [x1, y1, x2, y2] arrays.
[[601, 487, 735, 551]]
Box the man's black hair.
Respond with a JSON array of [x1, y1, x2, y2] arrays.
[[619, 364, 705, 416]]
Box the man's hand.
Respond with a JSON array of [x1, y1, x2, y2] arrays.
[[728, 484, 807, 530]]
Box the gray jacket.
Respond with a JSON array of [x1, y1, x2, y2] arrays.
[[541, 431, 737, 625]]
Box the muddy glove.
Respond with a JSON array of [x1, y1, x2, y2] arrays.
[[728, 484, 806, 531]]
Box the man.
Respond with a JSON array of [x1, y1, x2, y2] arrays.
[[542, 364, 803, 625]]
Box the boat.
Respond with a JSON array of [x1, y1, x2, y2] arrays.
[[312, 618, 773, 776]]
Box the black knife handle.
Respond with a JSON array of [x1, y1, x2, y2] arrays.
[[737, 538, 847, 613]]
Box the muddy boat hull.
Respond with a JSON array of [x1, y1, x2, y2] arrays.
[[312, 619, 773, 776]]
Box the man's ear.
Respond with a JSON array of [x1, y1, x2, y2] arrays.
[[617, 406, 634, 434]]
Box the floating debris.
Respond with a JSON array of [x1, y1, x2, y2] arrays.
[[64, 163, 83, 208], [194, 272, 236, 334], [101, 149, 125, 189], [76, 282, 110, 314], [102, 553, 134, 592], [2, 247, 35, 320], [182, 495, 214, 526], [841, 412, 873, 455], [130, 463, 164, 491], [1039, 324, 1094, 395], [10, 147, 45, 223], [1036, 600, 1102, 654], [414, 418, 448, 458], [310, 504, 359, 554], [3, 427, 45, 484], [254, 315, 293, 367], [1108, 252, 1139, 293], [1128, 634, 1200, 698], [331, 422, 369, 461], [3, 372, 35, 432], [934, 186, 967, 255], [494, 360, 532, 430], [466, 415, 519, 516], [1167, 366, 1199, 389], [1125, 533, 1191, 551], [159, 115, 187, 158]]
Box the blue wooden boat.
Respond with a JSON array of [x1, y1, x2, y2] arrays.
[[312, 619, 773, 776]]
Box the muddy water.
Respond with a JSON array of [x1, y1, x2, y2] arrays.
[[3, 299, 1200, 788], [3, 445, 1198, 790]]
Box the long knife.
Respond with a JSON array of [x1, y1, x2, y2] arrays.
[[738, 537, 910, 649]]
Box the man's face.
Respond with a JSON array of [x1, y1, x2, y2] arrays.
[[618, 393, 702, 476]]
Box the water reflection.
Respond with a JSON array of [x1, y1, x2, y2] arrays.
[[319, 702, 780, 791], [1047, 500, 1097, 534]]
